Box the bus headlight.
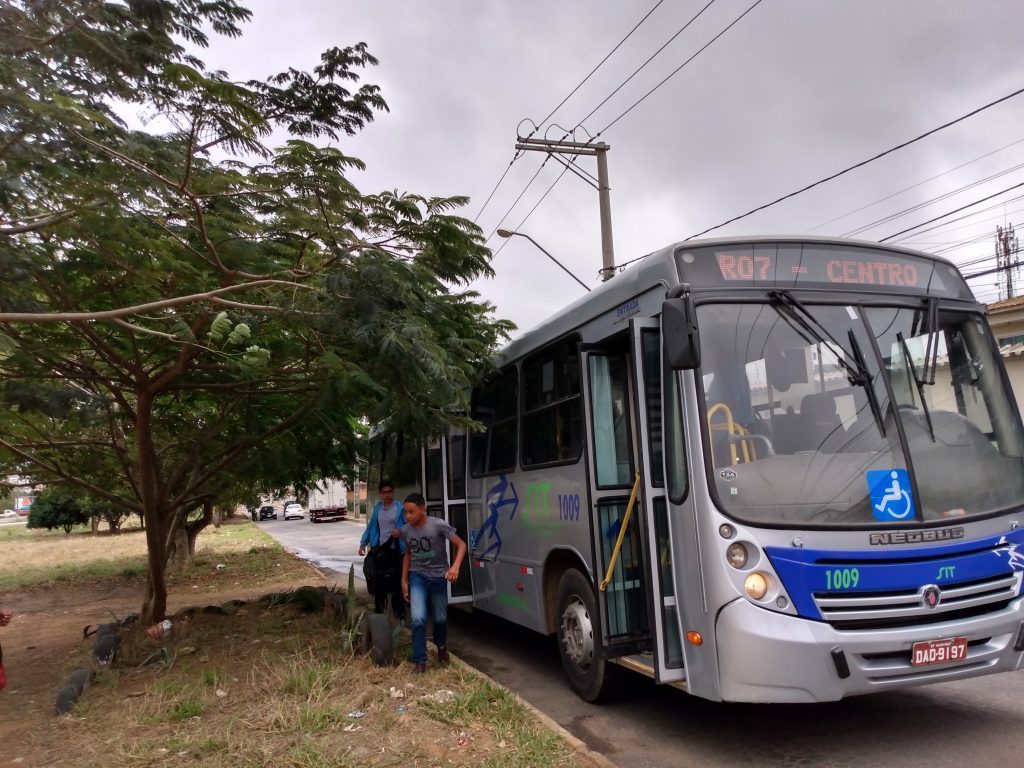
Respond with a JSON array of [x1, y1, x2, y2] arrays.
[[726, 542, 748, 569], [744, 572, 769, 600]]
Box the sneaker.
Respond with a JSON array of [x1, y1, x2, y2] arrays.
[[437, 646, 450, 665], [413, 662, 428, 674]]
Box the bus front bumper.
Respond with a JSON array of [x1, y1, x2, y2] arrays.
[[714, 596, 1024, 703]]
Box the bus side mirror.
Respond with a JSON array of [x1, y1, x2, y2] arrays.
[[662, 294, 701, 370]]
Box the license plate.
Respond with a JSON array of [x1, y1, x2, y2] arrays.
[[911, 637, 968, 667]]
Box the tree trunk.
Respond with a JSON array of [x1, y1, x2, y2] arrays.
[[137, 391, 168, 625], [213, 505, 222, 529], [91, 516, 99, 534], [168, 522, 191, 568], [165, 498, 214, 567], [140, 506, 168, 624], [186, 498, 214, 558]]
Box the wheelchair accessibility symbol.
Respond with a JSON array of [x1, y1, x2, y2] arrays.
[[867, 468, 916, 522]]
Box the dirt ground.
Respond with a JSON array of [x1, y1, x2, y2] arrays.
[[0, 560, 326, 766], [0, 555, 598, 768]]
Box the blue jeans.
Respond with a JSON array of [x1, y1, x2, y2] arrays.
[[408, 571, 448, 664]]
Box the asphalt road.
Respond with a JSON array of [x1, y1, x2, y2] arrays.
[[257, 515, 1024, 768]]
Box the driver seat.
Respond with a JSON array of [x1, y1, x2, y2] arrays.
[[799, 392, 844, 453]]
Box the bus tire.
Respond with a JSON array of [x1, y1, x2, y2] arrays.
[[359, 613, 394, 667], [555, 569, 614, 702]]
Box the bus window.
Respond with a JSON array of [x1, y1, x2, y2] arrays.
[[588, 354, 633, 487], [394, 433, 419, 488], [522, 338, 583, 467], [425, 437, 443, 501], [470, 366, 518, 476], [447, 431, 466, 499]]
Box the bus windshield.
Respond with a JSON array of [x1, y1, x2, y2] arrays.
[[696, 300, 1024, 526]]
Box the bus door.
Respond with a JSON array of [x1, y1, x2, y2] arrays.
[[582, 332, 652, 660], [423, 432, 472, 604], [629, 318, 685, 682]]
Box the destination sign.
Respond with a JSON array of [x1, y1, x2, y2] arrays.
[[676, 243, 972, 299]]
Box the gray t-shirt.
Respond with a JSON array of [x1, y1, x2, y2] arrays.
[[400, 516, 456, 578], [376, 501, 401, 545]]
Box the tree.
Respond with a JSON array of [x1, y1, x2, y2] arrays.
[[27, 490, 90, 534], [0, 1, 513, 622]]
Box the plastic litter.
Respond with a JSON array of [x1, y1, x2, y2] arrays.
[[396, 706, 406, 714], [420, 689, 457, 703], [144, 619, 172, 641], [456, 732, 468, 748], [389, 686, 405, 699], [343, 723, 362, 732], [347, 711, 367, 719]]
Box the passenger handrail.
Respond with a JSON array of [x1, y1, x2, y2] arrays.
[[600, 470, 642, 593], [706, 403, 758, 466]]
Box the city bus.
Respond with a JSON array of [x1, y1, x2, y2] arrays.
[[366, 236, 1024, 702]]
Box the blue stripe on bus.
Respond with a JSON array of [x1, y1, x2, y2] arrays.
[[765, 529, 1024, 620]]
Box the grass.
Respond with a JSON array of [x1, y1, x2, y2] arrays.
[[0, 518, 304, 592], [40, 602, 595, 768]]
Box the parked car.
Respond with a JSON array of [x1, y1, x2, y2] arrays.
[[1, 509, 17, 519], [283, 501, 304, 521], [258, 505, 278, 520]]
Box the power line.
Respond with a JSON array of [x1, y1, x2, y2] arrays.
[[685, 84, 1024, 241], [476, 0, 667, 227], [534, 0, 669, 132], [490, 161, 577, 261], [908, 201, 1024, 251], [805, 136, 1024, 234], [598, 0, 764, 135], [879, 183, 1024, 242], [488, 0, 760, 254], [572, 0, 720, 131], [841, 160, 1024, 238]]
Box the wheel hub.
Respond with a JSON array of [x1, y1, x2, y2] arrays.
[[560, 595, 594, 670]]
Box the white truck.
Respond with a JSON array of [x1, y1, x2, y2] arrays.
[[307, 478, 347, 523]]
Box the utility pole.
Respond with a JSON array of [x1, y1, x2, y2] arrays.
[[995, 224, 1019, 300], [515, 137, 616, 281]]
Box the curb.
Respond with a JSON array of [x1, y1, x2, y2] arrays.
[[450, 653, 620, 768]]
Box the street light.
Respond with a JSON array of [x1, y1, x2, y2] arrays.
[[496, 229, 591, 292]]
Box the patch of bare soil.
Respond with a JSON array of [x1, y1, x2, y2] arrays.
[[0, 559, 325, 766], [0, 566, 596, 768]]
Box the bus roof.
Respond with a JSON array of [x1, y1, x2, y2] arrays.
[[497, 236, 967, 365]]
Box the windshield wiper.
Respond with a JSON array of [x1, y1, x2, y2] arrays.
[[847, 328, 886, 437], [768, 290, 886, 436], [910, 297, 940, 385], [769, 291, 871, 386], [897, 331, 936, 442]]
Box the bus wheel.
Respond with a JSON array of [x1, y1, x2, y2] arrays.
[[556, 569, 612, 702]]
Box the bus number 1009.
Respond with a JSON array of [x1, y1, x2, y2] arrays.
[[558, 494, 581, 522], [825, 567, 860, 590]]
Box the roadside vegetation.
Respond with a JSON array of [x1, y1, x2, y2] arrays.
[[0, 530, 595, 768], [1, 0, 512, 626], [44, 601, 587, 768], [0, 519, 301, 593]]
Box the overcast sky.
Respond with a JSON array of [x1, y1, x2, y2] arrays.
[[197, 0, 1024, 333]]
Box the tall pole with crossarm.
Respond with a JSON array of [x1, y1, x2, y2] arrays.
[[514, 137, 616, 282]]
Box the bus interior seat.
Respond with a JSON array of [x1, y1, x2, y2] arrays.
[[799, 392, 846, 453]]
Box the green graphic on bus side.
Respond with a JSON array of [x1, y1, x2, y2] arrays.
[[521, 481, 560, 536], [824, 567, 860, 590], [497, 593, 529, 611]]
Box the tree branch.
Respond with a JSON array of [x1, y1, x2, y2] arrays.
[[0, 280, 316, 323], [0, 209, 78, 235]]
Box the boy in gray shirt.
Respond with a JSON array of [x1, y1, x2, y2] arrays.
[[400, 493, 467, 672]]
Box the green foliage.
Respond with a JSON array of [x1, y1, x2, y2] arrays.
[[0, 0, 513, 621], [26, 490, 91, 534]]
